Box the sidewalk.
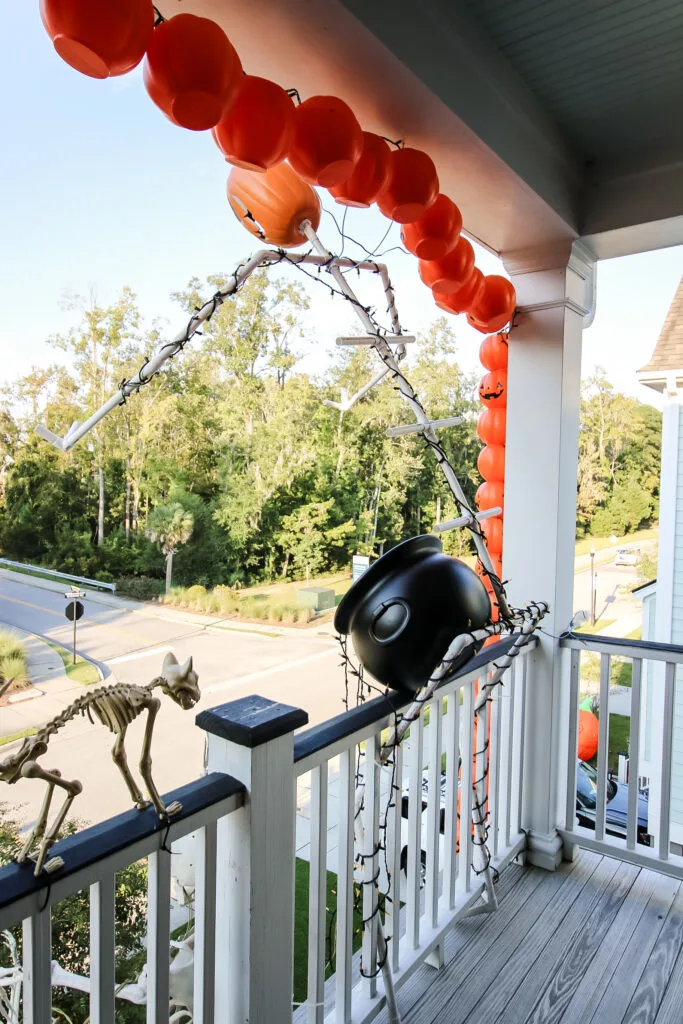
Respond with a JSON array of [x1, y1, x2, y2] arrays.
[[0, 627, 105, 743]]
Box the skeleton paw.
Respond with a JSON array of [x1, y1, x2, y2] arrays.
[[45, 856, 65, 874], [136, 799, 152, 811], [163, 801, 182, 818]]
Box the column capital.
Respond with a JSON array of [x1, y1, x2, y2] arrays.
[[502, 239, 596, 323]]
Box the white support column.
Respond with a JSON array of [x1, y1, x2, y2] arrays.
[[502, 240, 595, 871], [197, 695, 308, 1024]]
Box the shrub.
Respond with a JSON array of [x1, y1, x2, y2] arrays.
[[185, 585, 207, 600], [116, 576, 165, 601]]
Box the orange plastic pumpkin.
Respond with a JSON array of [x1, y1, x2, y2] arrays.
[[467, 276, 516, 335], [288, 96, 363, 188], [480, 516, 503, 557], [577, 709, 599, 761], [144, 14, 243, 131], [477, 444, 505, 483], [433, 267, 484, 315], [479, 332, 509, 371], [227, 163, 321, 248], [475, 481, 504, 516], [40, 0, 154, 78], [377, 148, 439, 223], [401, 194, 462, 261], [419, 237, 475, 294], [478, 370, 507, 409], [477, 408, 507, 447], [328, 132, 391, 207], [212, 76, 295, 172]]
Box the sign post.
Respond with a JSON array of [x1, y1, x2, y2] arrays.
[[64, 588, 85, 665], [352, 554, 370, 583]]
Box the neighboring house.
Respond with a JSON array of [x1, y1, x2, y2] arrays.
[[636, 277, 683, 854]]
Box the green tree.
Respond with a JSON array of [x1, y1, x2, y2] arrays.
[[146, 502, 194, 593], [276, 499, 356, 579]]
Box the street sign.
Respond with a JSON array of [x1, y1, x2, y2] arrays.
[[64, 588, 85, 664], [65, 601, 84, 622], [352, 555, 370, 583]]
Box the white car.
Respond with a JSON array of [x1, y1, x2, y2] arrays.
[[615, 547, 639, 566]]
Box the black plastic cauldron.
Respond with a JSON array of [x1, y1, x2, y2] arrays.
[[334, 535, 491, 693]]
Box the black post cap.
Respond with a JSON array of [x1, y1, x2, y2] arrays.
[[196, 695, 309, 748]]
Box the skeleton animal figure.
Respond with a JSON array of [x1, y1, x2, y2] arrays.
[[0, 653, 200, 876]]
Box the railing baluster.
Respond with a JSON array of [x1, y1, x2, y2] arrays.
[[565, 648, 581, 830], [595, 653, 611, 842], [503, 663, 515, 848], [517, 657, 528, 835], [336, 748, 355, 1023], [22, 909, 52, 1024], [458, 681, 474, 892], [489, 681, 502, 857], [90, 873, 116, 1024], [425, 697, 442, 928], [193, 822, 217, 1024], [361, 733, 380, 999], [659, 661, 676, 861], [406, 710, 424, 947], [146, 849, 171, 1024], [443, 685, 460, 907], [385, 740, 403, 973], [308, 762, 329, 1023], [626, 659, 643, 851]]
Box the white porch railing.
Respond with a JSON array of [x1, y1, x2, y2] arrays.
[[559, 632, 683, 881], [0, 638, 531, 1024], [291, 638, 531, 1023]]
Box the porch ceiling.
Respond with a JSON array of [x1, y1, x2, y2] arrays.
[[163, 0, 683, 259]]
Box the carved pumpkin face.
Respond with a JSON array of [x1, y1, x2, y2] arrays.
[[227, 162, 321, 248], [478, 370, 507, 409]]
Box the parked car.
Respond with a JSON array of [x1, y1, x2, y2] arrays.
[[614, 547, 640, 566], [575, 760, 649, 845]]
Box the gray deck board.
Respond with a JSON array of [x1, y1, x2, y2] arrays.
[[398, 851, 683, 1024]]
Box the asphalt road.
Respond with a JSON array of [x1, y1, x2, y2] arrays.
[[0, 572, 351, 825], [572, 559, 643, 632]]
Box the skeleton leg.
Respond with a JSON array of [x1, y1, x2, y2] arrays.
[[139, 697, 181, 817], [15, 765, 57, 865], [112, 727, 149, 810], [19, 762, 82, 876]]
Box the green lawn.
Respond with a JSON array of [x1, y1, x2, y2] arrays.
[[293, 857, 364, 1007], [0, 727, 37, 747], [47, 641, 100, 686], [575, 618, 616, 635], [574, 526, 658, 559]]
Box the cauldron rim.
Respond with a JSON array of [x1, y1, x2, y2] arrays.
[[334, 534, 442, 635]]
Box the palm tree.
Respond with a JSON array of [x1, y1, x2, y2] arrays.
[[146, 502, 194, 594]]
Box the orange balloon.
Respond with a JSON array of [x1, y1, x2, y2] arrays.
[[227, 163, 321, 248], [377, 148, 439, 223], [577, 710, 599, 761], [401, 194, 462, 261], [328, 132, 391, 207], [288, 96, 363, 188], [477, 408, 507, 447], [480, 516, 503, 557], [479, 332, 509, 372], [475, 480, 504, 516], [478, 370, 507, 409], [433, 267, 484, 315], [477, 444, 505, 482], [144, 15, 243, 131], [468, 276, 516, 335], [40, 0, 154, 78], [419, 237, 475, 294], [212, 76, 295, 172]]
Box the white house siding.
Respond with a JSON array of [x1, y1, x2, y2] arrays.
[[665, 405, 683, 840]]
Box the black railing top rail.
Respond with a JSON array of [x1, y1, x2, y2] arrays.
[[0, 773, 244, 915], [293, 635, 522, 764], [561, 631, 683, 658]]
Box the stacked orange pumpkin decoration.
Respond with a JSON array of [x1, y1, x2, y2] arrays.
[[40, 1, 516, 327], [474, 332, 509, 619]]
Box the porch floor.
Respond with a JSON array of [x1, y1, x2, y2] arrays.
[[384, 849, 683, 1024]]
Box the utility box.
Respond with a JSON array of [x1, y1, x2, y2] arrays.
[[297, 587, 336, 612]]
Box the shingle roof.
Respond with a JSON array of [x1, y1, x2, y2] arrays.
[[639, 277, 683, 376]]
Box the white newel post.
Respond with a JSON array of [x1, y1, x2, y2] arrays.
[[502, 240, 595, 870], [197, 695, 308, 1023]]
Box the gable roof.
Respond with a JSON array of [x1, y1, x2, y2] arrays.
[[639, 277, 683, 377]]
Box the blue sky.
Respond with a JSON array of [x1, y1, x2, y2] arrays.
[[2, 3, 681, 410]]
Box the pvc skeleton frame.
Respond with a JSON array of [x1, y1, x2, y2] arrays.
[[34, 223, 547, 1021]]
